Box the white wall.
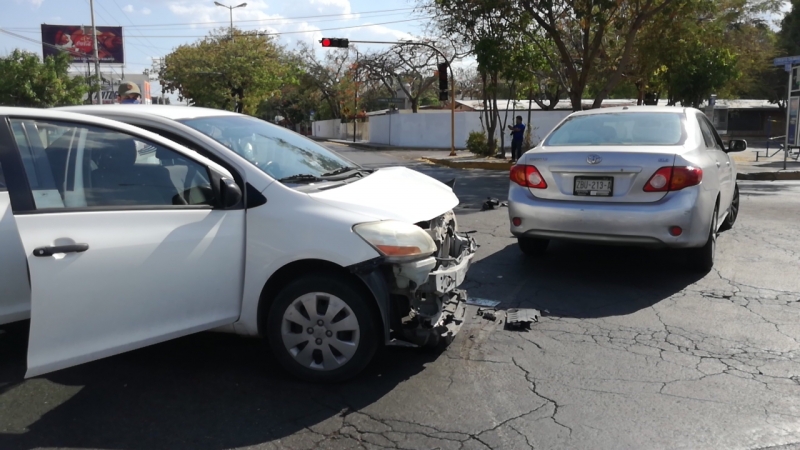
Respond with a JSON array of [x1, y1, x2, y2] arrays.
[[312, 119, 340, 139], [367, 110, 573, 149]]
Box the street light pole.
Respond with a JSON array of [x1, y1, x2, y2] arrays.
[[89, 0, 101, 104], [353, 48, 359, 143], [214, 2, 247, 42]]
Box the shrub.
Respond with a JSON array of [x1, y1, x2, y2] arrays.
[[466, 131, 490, 156]]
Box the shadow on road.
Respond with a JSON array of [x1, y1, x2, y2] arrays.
[[463, 241, 706, 320], [0, 321, 441, 450]]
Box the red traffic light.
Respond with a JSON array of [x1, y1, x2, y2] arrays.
[[320, 37, 349, 48]]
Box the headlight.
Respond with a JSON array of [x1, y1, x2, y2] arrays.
[[353, 220, 437, 262]]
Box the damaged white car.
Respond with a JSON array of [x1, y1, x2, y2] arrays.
[[0, 106, 476, 382]]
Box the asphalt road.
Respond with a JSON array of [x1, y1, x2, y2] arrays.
[[1, 144, 799, 450]]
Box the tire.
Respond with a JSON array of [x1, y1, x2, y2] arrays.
[[687, 203, 718, 272], [518, 237, 549, 256], [266, 274, 379, 383], [719, 184, 739, 232]]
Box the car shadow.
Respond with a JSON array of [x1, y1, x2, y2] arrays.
[[462, 240, 706, 319], [0, 321, 440, 450]]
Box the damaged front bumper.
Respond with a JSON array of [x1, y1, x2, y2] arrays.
[[386, 211, 478, 347]]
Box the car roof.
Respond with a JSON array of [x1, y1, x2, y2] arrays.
[[54, 104, 240, 121], [0, 106, 167, 128], [570, 106, 694, 117]]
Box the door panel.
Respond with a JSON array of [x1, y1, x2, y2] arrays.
[[698, 114, 732, 212], [17, 209, 244, 377], [7, 118, 245, 378], [0, 189, 31, 325]]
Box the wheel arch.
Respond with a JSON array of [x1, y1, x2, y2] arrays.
[[256, 258, 389, 342]]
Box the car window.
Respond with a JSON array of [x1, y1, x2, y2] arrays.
[[0, 162, 5, 191], [544, 112, 686, 146], [9, 119, 216, 210], [704, 116, 726, 150], [178, 115, 354, 181], [697, 115, 720, 150]]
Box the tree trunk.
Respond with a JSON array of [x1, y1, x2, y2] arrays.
[[411, 97, 419, 113], [570, 88, 583, 112]]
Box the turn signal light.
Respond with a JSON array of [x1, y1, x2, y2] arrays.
[[510, 165, 547, 189], [644, 166, 703, 192]]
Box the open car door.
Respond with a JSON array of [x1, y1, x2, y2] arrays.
[[0, 115, 246, 378]]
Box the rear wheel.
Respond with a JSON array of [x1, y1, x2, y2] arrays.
[[518, 237, 549, 256], [266, 274, 379, 383], [688, 203, 718, 272], [719, 184, 739, 232]]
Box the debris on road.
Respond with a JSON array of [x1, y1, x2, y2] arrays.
[[477, 308, 497, 321], [481, 198, 509, 211], [506, 308, 540, 330], [466, 297, 501, 308]]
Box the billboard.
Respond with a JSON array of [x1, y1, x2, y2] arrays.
[[788, 97, 799, 147], [41, 24, 124, 64]]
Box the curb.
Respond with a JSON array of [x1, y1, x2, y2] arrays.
[[736, 171, 800, 181], [422, 157, 800, 180]]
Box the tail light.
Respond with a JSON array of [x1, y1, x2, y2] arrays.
[[644, 166, 702, 192], [510, 165, 547, 189]]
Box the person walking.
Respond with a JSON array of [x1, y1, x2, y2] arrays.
[[508, 116, 526, 162], [117, 81, 142, 104]]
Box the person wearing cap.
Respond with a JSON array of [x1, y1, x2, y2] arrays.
[[117, 81, 141, 104]]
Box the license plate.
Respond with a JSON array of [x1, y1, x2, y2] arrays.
[[574, 176, 613, 196]]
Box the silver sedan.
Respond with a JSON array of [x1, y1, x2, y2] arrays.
[[507, 106, 746, 271]]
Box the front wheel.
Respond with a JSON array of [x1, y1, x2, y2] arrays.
[[719, 184, 739, 232], [266, 274, 379, 383], [687, 203, 718, 272]]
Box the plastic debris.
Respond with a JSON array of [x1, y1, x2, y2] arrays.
[[506, 308, 540, 330], [466, 298, 501, 308]]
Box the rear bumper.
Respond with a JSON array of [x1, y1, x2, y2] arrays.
[[508, 184, 713, 248]]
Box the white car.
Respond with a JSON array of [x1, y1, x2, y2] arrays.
[[0, 106, 476, 382], [508, 106, 745, 271]]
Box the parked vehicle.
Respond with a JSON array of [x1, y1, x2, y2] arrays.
[[0, 106, 476, 382], [507, 106, 746, 271]]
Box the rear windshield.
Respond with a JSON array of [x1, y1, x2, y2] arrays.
[[544, 112, 686, 146]]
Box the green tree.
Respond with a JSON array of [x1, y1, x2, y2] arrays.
[[159, 28, 294, 115], [778, 0, 800, 56], [0, 49, 88, 107]]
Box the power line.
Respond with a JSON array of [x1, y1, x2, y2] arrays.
[[117, 18, 432, 38], [0, 7, 419, 31], [110, 0, 170, 59]]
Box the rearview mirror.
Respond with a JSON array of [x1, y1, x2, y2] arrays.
[[220, 177, 242, 209], [728, 139, 747, 153]]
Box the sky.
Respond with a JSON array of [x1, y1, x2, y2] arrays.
[[1, 0, 432, 98]]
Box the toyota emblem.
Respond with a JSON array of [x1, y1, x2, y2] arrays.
[[587, 154, 602, 164]]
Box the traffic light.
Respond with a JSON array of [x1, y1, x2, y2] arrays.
[[438, 62, 449, 101], [320, 38, 349, 48]]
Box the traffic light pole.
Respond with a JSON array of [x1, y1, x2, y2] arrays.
[[344, 40, 458, 156]]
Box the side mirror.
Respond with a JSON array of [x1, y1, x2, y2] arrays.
[[728, 139, 747, 153], [220, 177, 242, 209]]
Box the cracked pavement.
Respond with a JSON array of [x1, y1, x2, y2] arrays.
[[0, 146, 798, 450]]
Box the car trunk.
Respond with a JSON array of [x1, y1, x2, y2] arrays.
[[525, 147, 680, 203]]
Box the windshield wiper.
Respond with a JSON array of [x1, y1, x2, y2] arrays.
[[278, 174, 324, 183], [321, 166, 361, 177]]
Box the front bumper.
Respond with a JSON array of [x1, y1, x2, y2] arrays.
[[508, 183, 713, 248]]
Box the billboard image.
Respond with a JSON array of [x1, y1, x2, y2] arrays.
[[41, 24, 124, 64]]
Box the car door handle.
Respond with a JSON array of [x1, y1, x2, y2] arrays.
[[716, 161, 721, 167], [33, 244, 89, 257]]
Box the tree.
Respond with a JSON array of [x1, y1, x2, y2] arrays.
[[159, 28, 293, 115], [778, 0, 800, 56], [0, 49, 88, 107], [297, 43, 355, 120]]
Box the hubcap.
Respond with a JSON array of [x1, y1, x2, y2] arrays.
[[281, 292, 360, 371]]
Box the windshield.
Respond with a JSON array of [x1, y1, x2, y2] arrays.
[[179, 115, 355, 181], [544, 112, 686, 146]]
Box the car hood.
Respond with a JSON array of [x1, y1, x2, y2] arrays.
[[309, 167, 459, 223]]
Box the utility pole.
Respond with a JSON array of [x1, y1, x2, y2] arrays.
[[214, 2, 247, 42], [89, 0, 101, 104], [354, 49, 359, 143]]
